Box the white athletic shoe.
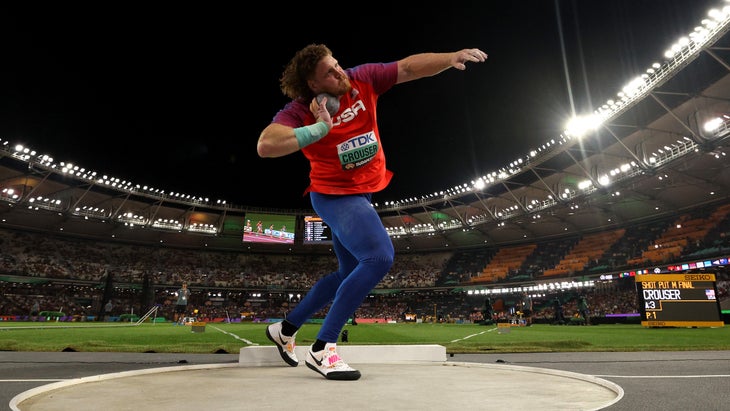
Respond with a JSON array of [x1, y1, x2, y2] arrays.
[[266, 322, 299, 367], [305, 342, 361, 380]]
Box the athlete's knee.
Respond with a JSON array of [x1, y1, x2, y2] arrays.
[[363, 252, 394, 274], [375, 238, 395, 264]]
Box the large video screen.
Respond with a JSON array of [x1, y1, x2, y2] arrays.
[[302, 214, 333, 244], [242, 213, 296, 244]]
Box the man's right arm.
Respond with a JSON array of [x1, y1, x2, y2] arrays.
[[257, 123, 302, 158], [257, 96, 334, 158]]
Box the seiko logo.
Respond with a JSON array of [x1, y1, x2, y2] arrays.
[[332, 99, 366, 126], [685, 274, 712, 281]]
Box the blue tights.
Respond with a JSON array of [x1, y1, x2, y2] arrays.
[[285, 192, 394, 342]]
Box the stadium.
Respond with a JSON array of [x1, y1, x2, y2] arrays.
[[0, 3, 729, 327], [2, 2, 730, 410]]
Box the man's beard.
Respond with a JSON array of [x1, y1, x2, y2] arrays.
[[334, 78, 352, 97]]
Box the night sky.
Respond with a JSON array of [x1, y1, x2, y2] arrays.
[[0, 1, 721, 209]]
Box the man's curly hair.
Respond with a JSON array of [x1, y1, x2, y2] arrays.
[[280, 44, 332, 101]]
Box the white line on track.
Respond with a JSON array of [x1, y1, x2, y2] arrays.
[[209, 325, 259, 346], [596, 374, 730, 378], [450, 327, 498, 343]]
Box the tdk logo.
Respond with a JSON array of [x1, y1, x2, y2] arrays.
[[338, 132, 376, 154], [332, 100, 366, 127]]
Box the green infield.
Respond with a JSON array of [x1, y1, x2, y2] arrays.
[[0, 322, 728, 354]]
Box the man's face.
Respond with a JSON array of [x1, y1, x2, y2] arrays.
[[309, 55, 351, 97]]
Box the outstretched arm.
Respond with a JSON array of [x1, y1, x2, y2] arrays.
[[396, 48, 488, 84]]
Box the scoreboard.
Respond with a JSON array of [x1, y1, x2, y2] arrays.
[[635, 273, 723, 327], [302, 215, 332, 244]]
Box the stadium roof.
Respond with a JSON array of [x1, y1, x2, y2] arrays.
[[2, 8, 730, 254]]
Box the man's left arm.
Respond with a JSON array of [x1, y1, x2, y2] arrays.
[[396, 48, 488, 84]]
